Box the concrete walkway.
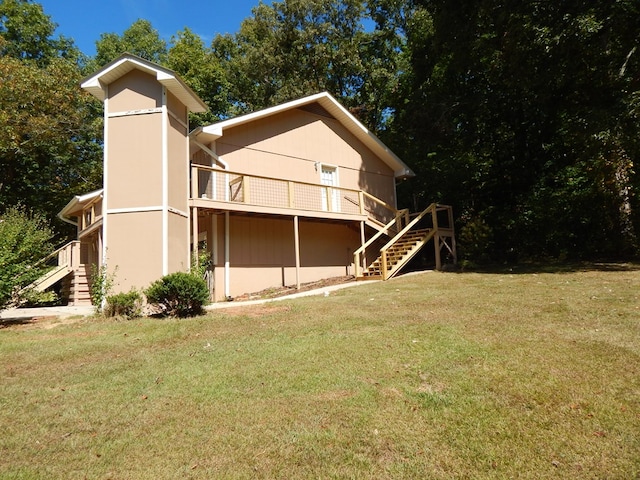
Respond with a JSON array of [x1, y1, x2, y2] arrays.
[[0, 305, 95, 321], [0, 279, 380, 321]]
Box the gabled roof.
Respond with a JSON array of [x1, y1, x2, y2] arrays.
[[81, 53, 208, 113], [191, 92, 414, 179]]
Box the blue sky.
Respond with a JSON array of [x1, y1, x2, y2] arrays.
[[38, 0, 270, 56]]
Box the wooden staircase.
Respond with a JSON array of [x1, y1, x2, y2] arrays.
[[23, 241, 93, 306], [355, 203, 456, 281]]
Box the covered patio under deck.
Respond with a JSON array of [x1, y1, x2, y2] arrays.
[[189, 164, 399, 301]]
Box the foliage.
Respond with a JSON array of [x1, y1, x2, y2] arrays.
[[211, 0, 385, 122], [89, 264, 115, 313], [3, 0, 640, 264], [165, 28, 230, 126], [190, 242, 213, 279], [0, 1, 101, 233], [145, 272, 209, 317], [104, 290, 142, 319], [385, 0, 640, 261], [0, 205, 54, 310], [19, 288, 59, 307], [92, 19, 167, 68], [0, 0, 79, 64]]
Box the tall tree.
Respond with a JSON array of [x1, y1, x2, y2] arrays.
[[211, 0, 381, 122], [166, 28, 230, 125], [0, 0, 78, 64], [387, 0, 640, 261], [0, 1, 101, 234], [92, 19, 167, 68]]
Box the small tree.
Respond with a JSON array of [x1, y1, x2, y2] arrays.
[[145, 272, 209, 317], [0, 206, 55, 310]]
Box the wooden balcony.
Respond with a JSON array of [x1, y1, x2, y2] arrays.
[[189, 165, 398, 225]]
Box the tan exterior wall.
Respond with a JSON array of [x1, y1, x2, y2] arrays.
[[107, 113, 163, 209], [168, 212, 189, 273], [108, 69, 162, 112], [103, 70, 191, 295], [107, 211, 163, 291], [167, 91, 189, 210], [206, 214, 359, 300], [214, 108, 397, 206]]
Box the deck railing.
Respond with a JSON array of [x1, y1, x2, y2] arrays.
[[191, 164, 399, 225]]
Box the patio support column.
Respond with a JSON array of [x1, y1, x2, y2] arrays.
[[360, 220, 366, 274], [192, 206, 199, 271], [293, 215, 301, 290], [224, 211, 230, 299]]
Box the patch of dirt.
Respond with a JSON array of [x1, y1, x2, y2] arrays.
[[232, 275, 355, 302], [0, 315, 87, 331]]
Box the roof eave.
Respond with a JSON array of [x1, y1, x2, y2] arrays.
[[202, 92, 414, 177], [80, 53, 208, 113], [58, 189, 104, 224]]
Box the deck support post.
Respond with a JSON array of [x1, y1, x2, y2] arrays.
[[358, 220, 366, 277], [192, 206, 199, 271], [293, 215, 301, 290], [432, 207, 441, 271], [224, 212, 230, 299]]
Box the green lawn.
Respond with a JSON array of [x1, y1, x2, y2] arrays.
[[1, 266, 639, 479]]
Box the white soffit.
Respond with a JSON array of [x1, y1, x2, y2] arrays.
[[197, 92, 414, 179], [58, 189, 104, 221], [81, 53, 208, 113]]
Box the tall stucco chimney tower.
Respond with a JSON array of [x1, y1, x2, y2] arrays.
[[81, 53, 208, 293]]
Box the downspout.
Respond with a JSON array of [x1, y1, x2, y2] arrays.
[[161, 87, 169, 276], [58, 213, 78, 227]]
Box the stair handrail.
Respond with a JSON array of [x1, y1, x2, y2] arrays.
[[377, 203, 440, 278], [380, 203, 438, 254], [30, 240, 79, 269], [353, 208, 409, 277]]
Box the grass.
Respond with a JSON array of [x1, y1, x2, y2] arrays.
[[1, 266, 639, 479]]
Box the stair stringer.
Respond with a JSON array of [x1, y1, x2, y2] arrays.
[[384, 229, 436, 280]]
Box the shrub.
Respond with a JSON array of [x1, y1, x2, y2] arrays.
[[21, 289, 60, 307], [0, 206, 54, 310], [89, 264, 115, 313], [104, 290, 142, 319], [145, 272, 209, 317]]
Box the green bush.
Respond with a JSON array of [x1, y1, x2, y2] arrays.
[[21, 289, 60, 307], [145, 272, 209, 317], [0, 206, 55, 310], [104, 290, 142, 319]]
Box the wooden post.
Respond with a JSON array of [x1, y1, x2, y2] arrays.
[[358, 190, 365, 215], [293, 215, 301, 290], [381, 250, 388, 280], [355, 220, 366, 277], [243, 177, 250, 204], [191, 166, 198, 198], [288, 181, 295, 208], [192, 206, 199, 271], [433, 207, 440, 270]]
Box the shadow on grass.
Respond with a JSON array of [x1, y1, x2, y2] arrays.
[[456, 261, 640, 275], [0, 317, 39, 329]]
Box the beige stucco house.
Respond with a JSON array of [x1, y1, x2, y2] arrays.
[[36, 54, 455, 306]]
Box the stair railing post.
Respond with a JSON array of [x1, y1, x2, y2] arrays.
[[432, 207, 441, 270], [191, 165, 198, 199], [381, 249, 388, 280]]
